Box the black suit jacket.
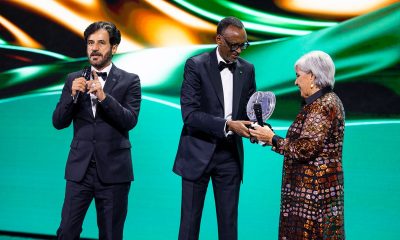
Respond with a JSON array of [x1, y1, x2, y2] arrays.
[[53, 64, 141, 184], [173, 49, 256, 181]]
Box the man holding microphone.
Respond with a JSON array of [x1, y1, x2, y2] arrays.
[[52, 21, 141, 239]]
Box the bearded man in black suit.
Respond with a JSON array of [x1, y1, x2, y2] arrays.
[[53, 21, 141, 240], [173, 17, 256, 240]]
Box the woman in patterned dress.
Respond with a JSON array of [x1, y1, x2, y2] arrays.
[[250, 51, 345, 239]]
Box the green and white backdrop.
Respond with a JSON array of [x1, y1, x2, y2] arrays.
[[0, 1, 399, 239]]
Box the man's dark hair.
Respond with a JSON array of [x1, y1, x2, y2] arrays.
[[217, 16, 244, 35], [84, 21, 121, 45]]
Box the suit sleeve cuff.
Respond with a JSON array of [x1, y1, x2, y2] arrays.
[[98, 94, 110, 105]]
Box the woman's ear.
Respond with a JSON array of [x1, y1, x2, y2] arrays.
[[310, 73, 316, 82]]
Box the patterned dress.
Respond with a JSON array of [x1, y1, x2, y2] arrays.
[[273, 88, 345, 239]]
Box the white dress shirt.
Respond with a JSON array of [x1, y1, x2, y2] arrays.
[[90, 63, 112, 117], [216, 48, 233, 136]]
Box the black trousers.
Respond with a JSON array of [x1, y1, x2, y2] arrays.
[[178, 140, 241, 240], [57, 162, 131, 240]]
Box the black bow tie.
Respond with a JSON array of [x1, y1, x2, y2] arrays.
[[96, 72, 107, 79], [218, 61, 236, 73]]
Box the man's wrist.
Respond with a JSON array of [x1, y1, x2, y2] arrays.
[[225, 120, 231, 132], [97, 93, 106, 103]]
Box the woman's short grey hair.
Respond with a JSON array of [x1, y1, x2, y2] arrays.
[[295, 51, 335, 88]]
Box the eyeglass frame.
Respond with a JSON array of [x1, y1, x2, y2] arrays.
[[219, 34, 250, 52]]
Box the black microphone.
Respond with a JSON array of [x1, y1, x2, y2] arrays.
[[252, 102, 273, 146], [73, 66, 91, 104], [254, 102, 274, 131], [253, 103, 264, 127], [249, 103, 264, 144]]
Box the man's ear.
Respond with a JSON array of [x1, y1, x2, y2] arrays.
[[112, 44, 118, 54], [216, 35, 222, 46]]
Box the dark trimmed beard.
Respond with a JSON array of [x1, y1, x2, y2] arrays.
[[88, 48, 113, 70]]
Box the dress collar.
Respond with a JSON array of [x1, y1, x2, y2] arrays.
[[304, 86, 333, 105]]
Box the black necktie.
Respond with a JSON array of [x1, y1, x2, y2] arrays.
[[96, 72, 107, 79], [218, 61, 236, 73]]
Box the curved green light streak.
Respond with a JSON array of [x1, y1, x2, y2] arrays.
[[113, 46, 210, 88], [0, 91, 62, 104], [0, 58, 87, 91], [346, 120, 400, 126], [1, 90, 399, 131], [1, 66, 44, 88], [243, 21, 312, 35], [0, 4, 398, 103], [1, 44, 72, 60], [245, 2, 400, 92], [142, 95, 181, 110], [221, 0, 336, 28], [1, 88, 399, 127], [172, 0, 335, 35], [171, 0, 223, 23], [0, 64, 64, 89]]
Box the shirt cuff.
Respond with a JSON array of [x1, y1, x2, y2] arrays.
[[224, 120, 233, 137], [272, 135, 283, 147]]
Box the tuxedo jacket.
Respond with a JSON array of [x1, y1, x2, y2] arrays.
[[173, 49, 256, 181], [53, 64, 141, 184]]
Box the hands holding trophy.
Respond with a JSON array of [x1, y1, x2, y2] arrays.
[[246, 91, 276, 146]]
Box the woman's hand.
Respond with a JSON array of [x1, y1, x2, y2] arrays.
[[249, 124, 275, 145]]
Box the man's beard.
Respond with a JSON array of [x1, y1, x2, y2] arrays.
[[89, 49, 112, 69]]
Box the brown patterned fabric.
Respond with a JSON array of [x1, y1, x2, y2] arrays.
[[273, 91, 345, 240]]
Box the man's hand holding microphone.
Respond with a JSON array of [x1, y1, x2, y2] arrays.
[[72, 70, 106, 102]]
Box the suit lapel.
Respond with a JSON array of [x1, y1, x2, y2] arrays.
[[103, 64, 119, 94], [83, 92, 95, 119], [208, 50, 224, 109], [232, 60, 244, 119]]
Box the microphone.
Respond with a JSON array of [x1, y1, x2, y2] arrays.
[[249, 101, 264, 144], [73, 66, 91, 104], [246, 91, 276, 145], [253, 103, 264, 127], [252, 102, 274, 145]]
